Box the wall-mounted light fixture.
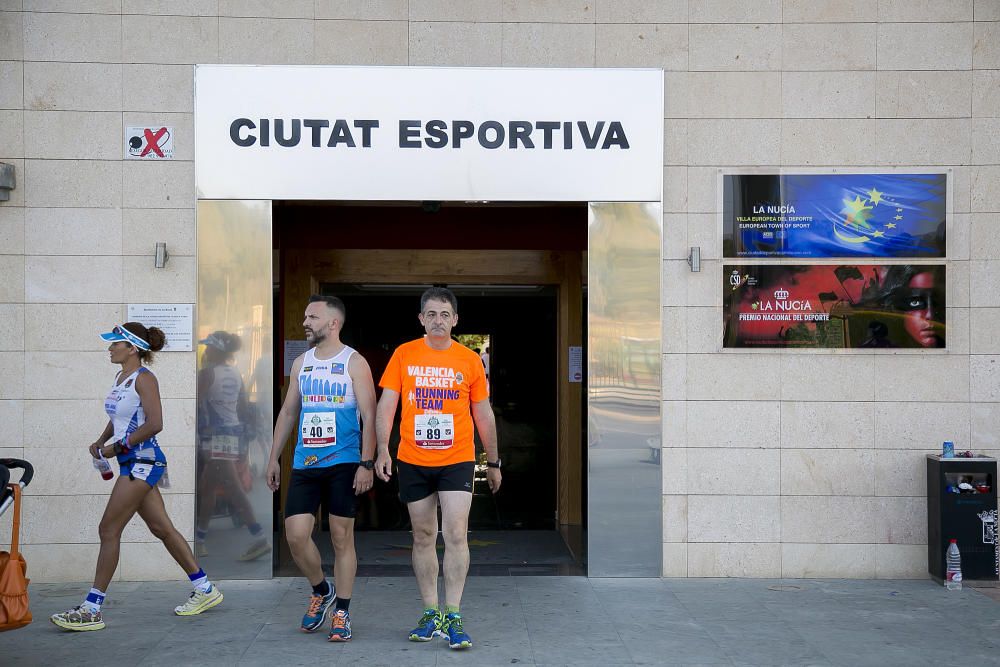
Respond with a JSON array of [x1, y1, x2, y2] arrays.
[[154, 242, 169, 269], [0, 162, 14, 202], [687, 246, 701, 272]]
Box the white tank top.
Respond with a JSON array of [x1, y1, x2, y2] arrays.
[[202, 364, 242, 429], [104, 367, 159, 452]]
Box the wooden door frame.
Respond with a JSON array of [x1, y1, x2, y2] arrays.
[[279, 248, 583, 527]]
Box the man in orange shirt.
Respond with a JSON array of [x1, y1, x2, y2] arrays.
[[374, 287, 501, 650]]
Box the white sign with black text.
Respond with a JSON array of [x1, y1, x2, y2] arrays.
[[127, 304, 193, 351], [195, 66, 663, 202]]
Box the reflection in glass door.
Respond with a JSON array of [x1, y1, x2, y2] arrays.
[[196, 200, 274, 578]]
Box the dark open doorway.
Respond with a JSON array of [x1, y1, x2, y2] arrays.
[[273, 202, 587, 575], [330, 283, 558, 532]]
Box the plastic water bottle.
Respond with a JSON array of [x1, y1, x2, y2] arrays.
[[93, 451, 114, 481], [945, 539, 963, 590]]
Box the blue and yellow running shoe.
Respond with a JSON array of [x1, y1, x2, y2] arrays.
[[408, 608, 443, 641], [301, 588, 335, 633], [442, 612, 472, 649]]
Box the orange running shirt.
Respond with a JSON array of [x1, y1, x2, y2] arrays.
[[379, 338, 489, 467]]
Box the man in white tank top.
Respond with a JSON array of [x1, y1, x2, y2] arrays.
[[267, 295, 378, 642]]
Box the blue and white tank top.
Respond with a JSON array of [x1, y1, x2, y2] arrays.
[[104, 367, 161, 463], [200, 364, 243, 437], [294, 346, 360, 469]]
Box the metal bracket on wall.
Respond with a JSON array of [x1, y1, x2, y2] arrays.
[[0, 162, 14, 202], [687, 246, 701, 272]]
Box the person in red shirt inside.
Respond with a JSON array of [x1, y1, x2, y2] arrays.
[[374, 287, 501, 650]]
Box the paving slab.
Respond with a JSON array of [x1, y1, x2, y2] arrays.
[[1, 576, 997, 666]]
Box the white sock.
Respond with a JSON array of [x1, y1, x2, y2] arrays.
[[82, 587, 105, 613], [188, 568, 213, 594]]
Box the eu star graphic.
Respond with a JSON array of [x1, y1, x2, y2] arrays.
[[834, 186, 903, 245], [842, 195, 873, 228]]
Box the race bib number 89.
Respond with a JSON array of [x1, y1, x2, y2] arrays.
[[210, 435, 240, 461], [414, 413, 454, 450]]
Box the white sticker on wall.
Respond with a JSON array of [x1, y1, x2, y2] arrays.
[[125, 126, 174, 159]]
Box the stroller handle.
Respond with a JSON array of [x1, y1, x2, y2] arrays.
[[0, 458, 33, 488]]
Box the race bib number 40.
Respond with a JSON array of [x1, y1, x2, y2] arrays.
[[302, 411, 337, 447], [414, 413, 454, 449]]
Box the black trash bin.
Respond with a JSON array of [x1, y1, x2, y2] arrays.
[[926, 454, 998, 584]]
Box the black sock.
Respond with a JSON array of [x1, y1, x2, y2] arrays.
[[312, 580, 331, 597], [335, 597, 350, 612]]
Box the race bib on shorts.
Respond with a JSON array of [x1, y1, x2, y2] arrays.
[[131, 462, 153, 480], [209, 435, 240, 460], [302, 411, 337, 447], [414, 413, 454, 449]]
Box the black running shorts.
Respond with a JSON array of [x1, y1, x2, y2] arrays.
[[397, 460, 475, 504], [285, 463, 360, 519]]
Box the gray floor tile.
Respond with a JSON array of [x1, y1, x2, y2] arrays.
[[332, 640, 441, 666], [701, 620, 831, 667], [5, 576, 999, 666], [617, 626, 733, 666], [527, 643, 636, 665]]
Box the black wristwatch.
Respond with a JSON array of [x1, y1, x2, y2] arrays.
[[486, 459, 501, 469], [360, 459, 374, 470]]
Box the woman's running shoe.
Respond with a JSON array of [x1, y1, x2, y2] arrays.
[[327, 609, 352, 641], [174, 585, 224, 616], [408, 608, 443, 641], [238, 537, 270, 562], [50, 606, 105, 632]]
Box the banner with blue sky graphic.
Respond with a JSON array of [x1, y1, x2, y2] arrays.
[[723, 173, 947, 258]]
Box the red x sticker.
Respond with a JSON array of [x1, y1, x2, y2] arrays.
[[140, 128, 168, 157], [126, 126, 174, 160]]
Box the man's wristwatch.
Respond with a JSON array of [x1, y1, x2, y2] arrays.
[[486, 459, 502, 469], [360, 459, 375, 470]]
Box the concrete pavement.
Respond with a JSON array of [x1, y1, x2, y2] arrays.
[[2, 576, 998, 666]]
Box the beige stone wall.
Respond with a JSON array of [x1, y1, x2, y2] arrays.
[[0, 0, 997, 581]]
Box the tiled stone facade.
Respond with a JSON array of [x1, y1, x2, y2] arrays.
[[0, 0, 998, 581]]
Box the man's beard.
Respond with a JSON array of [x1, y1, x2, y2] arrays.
[[309, 331, 326, 346]]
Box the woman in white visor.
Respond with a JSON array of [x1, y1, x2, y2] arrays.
[[50, 322, 224, 631]]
